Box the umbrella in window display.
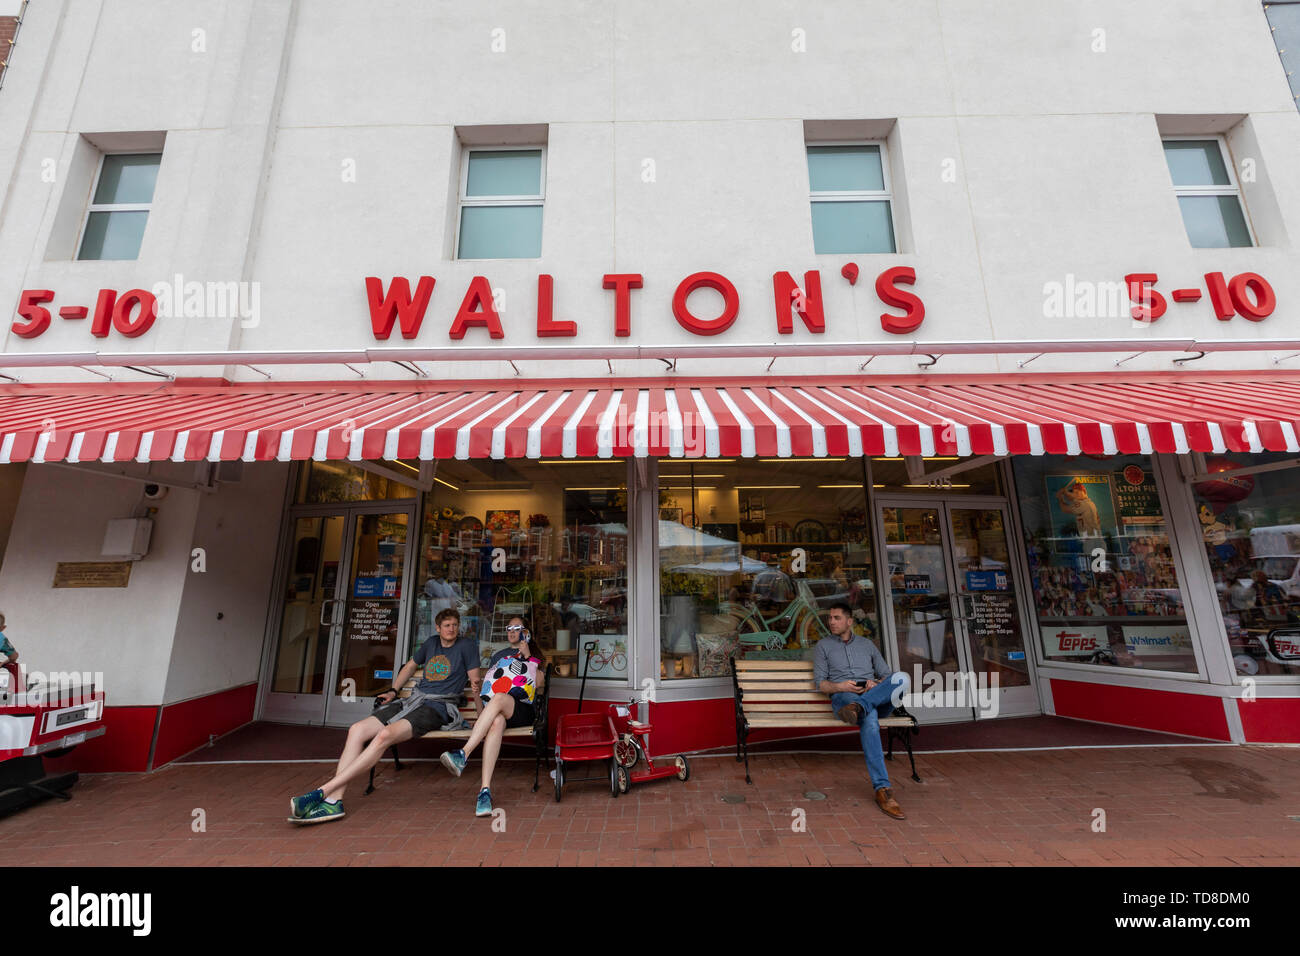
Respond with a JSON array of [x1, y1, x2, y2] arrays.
[[1194, 457, 1255, 511]]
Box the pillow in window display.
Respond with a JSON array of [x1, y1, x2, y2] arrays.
[[696, 632, 739, 677]]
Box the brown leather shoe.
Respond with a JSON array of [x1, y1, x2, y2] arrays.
[[875, 786, 906, 820], [836, 703, 863, 725]]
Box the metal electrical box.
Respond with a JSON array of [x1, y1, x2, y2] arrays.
[[102, 518, 154, 560]]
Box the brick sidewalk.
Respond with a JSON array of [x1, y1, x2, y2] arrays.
[[5, 744, 1300, 866]]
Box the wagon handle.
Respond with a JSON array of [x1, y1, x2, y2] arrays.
[[576, 640, 597, 714]]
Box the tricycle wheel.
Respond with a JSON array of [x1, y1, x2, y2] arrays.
[[614, 735, 638, 769], [609, 758, 619, 798], [554, 758, 563, 803], [616, 764, 630, 794], [675, 755, 690, 781]]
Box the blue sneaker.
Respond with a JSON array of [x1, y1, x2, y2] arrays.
[[289, 799, 345, 825], [475, 788, 492, 817], [440, 749, 466, 777], [289, 788, 325, 819]]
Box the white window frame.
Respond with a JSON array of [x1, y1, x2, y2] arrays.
[[75, 150, 162, 261], [806, 139, 897, 254], [1161, 135, 1256, 248], [454, 144, 547, 261]]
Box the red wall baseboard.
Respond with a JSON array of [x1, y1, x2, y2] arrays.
[[152, 683, 258, 768], [37, 684, 259, 774], [1237, 697, 1300, 743], [546, 697, 739, 754], [544, 696, 854, 754], [1049, 679, 1231, 740], [42, 706, 158, 774]]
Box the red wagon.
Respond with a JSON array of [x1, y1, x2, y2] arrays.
[[551, 644, 620, 801], [552, 711, 619, 801]]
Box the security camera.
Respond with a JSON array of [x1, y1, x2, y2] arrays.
[[143, 483, 168, 500]]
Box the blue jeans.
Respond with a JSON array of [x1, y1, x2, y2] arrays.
[[830, 672, 910, 790]]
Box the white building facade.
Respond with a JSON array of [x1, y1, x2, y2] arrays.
[[1, 0, 1298, 770]]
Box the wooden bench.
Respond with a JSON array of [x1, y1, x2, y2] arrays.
[[365, 663, 552, 795], [731, 659, 920, 785]]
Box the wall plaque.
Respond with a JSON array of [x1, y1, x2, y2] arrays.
[[53, 561, 132, 588]]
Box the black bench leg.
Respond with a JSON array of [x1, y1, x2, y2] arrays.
[[902, 729, 920, 783], [364, 743, 401, 797], [886, 727, 895, 762], [741, 725, 752, 785]]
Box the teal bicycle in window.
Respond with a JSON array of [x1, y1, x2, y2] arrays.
[[720, 588, 835, 651]]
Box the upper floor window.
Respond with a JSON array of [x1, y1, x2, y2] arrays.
[[77, 152, 161, 260], [456, 147, 545, 259], [807, 143, 896, 254], [1162, 138, 1253, 248]]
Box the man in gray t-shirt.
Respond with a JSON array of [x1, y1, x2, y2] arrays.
[[813, 603, 911, 820], [287, 608, 481, 825], [412, 629, 479, 698]]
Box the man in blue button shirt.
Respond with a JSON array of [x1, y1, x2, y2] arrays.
[[813, 602, 911, 819]]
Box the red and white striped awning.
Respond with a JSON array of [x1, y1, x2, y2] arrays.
[[1, 376, 1298, 464]]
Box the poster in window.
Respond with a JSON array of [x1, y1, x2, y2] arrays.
[[485, 510, 520, 532], [1045, 474, 1116, 541], [1113, 467, 1164, 527]]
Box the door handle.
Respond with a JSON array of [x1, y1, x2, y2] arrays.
[[320, 598, 340, 627]]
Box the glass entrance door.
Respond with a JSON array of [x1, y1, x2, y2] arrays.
[[324, 509, 412, 724], [877, 498, 1039, 722], [262, 505, 415, 725], [946, 506, 1038, 718]]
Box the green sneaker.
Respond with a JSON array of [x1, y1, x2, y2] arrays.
[[289, 788, 324, 819], [289, 799, 345, 825], [475, 788, 492, 817], [440, 749, 466, 778]]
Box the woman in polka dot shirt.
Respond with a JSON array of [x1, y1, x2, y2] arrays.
[[439, 614, 546, 817]]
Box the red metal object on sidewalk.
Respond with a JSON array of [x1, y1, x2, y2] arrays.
[[0, 661, 107, 813], [610, 695, 690, 792], [552, 645, 619, 801]]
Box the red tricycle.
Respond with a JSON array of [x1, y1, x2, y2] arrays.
[[609, 694, 690, 793]]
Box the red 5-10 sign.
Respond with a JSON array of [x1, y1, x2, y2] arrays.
[[1125, 272, 1275, 323], [12, 289, 159, 339]]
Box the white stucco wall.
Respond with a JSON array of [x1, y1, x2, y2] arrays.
[[0, 0, 1294, 384], [160, 461, 289, 705], [0, 464, 198, 706]]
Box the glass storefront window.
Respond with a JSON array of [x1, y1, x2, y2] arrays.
[[657, 459, 880, 680], [1192, 454, 1300, 677], [413, 460, 629, 681], [270, 515, 343, 693], [295, 461, 417, 504], [1012, 454, 1196, 673]]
